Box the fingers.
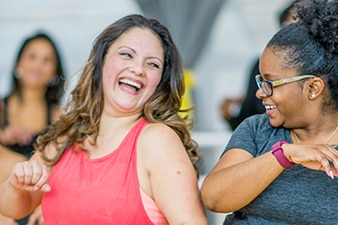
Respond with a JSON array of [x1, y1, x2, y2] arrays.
[[318, 144, 338, 179], [27, 207, 45, 225], [1, 127, 33, 145], [318, 156, 334, 179], [27, 213, 38, 225], [292, 143, 338, 179], [11, 160, 50, 192]]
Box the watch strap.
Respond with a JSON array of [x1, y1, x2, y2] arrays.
[[272, 140, 295, 169]]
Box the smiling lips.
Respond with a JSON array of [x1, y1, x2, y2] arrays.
[[264, 105, 277, 115], [119, 78, 142, 92]]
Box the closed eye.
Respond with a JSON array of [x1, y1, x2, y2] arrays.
[[148, 62, 160, 69], [120, 52, 132, 58]]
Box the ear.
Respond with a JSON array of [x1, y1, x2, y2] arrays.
[[15, 67, 23, 78], [307, 77, 325, 100]]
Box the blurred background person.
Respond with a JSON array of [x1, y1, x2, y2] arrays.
[[0, 100, 26, 225], [220, 0, 299, 131], [0, 31, 65, 158], [0, 31, 66, 225]]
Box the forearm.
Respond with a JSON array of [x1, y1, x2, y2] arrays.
[[0, 179, 34, 219], [201, 152, 284, 213]]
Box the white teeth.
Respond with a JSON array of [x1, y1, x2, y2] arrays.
[[265, 105, 277, 110], [119, 79, 141, 89]]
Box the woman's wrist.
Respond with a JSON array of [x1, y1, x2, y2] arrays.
[[272, 141, 295, 169]]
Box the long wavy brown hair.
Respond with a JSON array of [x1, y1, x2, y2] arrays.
[[35, 14, 201, 177]]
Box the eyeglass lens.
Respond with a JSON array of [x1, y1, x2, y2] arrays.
[[261, 81, 272, 96]]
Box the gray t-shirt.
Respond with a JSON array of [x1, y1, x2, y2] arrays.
[[222, 114, 338, 225]]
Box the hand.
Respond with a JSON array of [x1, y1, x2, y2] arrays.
[[0, 126, 33, 146], [284, 143, 338, 178], [27, 205, 44, 225], [9, 160, 51, 192], [220, 96, 245, 120]]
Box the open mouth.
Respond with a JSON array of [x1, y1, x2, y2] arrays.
[[265, 105, 277, 111], [119, 78, 142, 91]]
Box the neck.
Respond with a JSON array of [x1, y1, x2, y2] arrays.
[[99, 112, 142, 135], [292, 123, 338, 144], [14, 86, 47, 104]]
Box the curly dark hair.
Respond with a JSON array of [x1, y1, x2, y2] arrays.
[[267, 0, 338, 112], [35, 14, 201, 177]]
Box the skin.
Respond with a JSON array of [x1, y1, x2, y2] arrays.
[[220, 8, 298, 130], [0, 38, 61, 225], [0, 27, 207, 225], [0, 146, 25, 225], [201, 46, 338, 213]]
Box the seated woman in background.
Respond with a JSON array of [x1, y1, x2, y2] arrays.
[[0, 31, 65, 225], [0, 31, 65, 158]]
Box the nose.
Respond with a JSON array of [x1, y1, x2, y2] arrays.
[[129, 60, 145, 76], [256, 88, 266, 99]]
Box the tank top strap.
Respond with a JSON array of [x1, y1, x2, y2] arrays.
[[118, 117, 148, 157]]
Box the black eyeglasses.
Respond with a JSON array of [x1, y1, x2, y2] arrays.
[[255, 74, 316, 97]]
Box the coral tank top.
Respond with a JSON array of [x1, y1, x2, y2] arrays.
[[42, 118, 167, 225]]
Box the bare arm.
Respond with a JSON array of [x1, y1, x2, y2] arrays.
[[138, 123, 208, 225], [201, 143, 338, 213], [201, 148, 284, 213]]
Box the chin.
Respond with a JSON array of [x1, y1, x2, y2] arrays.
[[269, 119, 282, 128]]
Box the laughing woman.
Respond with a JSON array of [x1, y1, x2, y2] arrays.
[[0, 14, 207, 225]]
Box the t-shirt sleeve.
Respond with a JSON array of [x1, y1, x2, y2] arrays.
[[221, 114, 292, 159], [222, 116, 259, 157]]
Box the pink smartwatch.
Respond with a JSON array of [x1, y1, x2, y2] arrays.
[[272, 140, 295, 169]]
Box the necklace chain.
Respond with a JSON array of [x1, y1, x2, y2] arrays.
[[292, 125, 338, 144]]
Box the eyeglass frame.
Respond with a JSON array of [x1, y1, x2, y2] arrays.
[[255, 74, 316, 97]]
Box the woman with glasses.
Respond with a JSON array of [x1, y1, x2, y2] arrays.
[[201, 0, 338, 224]]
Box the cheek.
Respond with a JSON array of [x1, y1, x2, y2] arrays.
[[147, 77, 161, 95], [275, 91, 300, 113], [102, 73, 114, 91], [148, 71, 162, 87], [45, 64, 57, 78], [102, 57, 122, 78], [18, 59, 31, 70], [102, 66, 115, 85], [151, 76, 161, 87]]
